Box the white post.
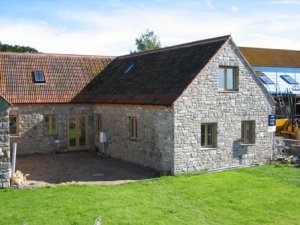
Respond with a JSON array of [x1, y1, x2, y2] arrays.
[[270, 132, 274, 161], [11, 143, 17, 178]]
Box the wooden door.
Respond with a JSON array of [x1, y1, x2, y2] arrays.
[[67, 115, 88, 150]]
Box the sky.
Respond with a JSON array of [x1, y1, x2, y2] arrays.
[[1, 0, 300, 56]]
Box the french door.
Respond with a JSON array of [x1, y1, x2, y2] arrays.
[[67, 115, 88, 150]]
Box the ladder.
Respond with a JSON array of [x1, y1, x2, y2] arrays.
[[276, 83, 287, 117]]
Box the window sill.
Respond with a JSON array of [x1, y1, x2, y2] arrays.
[[200, 147, 218, 150], [240, 143, 255, 146], [218, 90, 239, 93], [131, 138, 138, 142]]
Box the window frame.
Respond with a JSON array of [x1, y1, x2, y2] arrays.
[[9, 115, 19, 136], [32, 71, 46, 83], [280, 75, 298, 85], [123, 63, 135, 74], [201, 123, 217, 148], [218, 66, 239, 91], [44, 114, 58, 135], [259, 75, 275, 85], [129, 116, 138, 141], [241, 121, 256, 144], [96, 114, 102, 132]]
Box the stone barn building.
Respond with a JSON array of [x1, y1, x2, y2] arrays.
[[0, 35, 274, 187]]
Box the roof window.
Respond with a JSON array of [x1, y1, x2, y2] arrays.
[[33, 71, 45, 83], [280, 75, 298, 85], [123, 63, 134, 74], [259, 75, 274, 85]]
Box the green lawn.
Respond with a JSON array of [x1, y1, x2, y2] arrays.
[[0, 164, 299, 225]]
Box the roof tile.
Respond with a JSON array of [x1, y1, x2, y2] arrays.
[[0, 53, 113, 104], [239, 47, 300, 68]]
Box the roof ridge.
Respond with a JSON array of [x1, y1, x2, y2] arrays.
[[0, 52, 115, 58], [239, 46, 300, 53], [119, 35, 231, 59]]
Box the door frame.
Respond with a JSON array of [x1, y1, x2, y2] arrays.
[[67, 114, 89, 151]]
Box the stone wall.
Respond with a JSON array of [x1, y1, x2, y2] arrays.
[[0, 97, 10, 188], [94, 105, 174, 173], [10, 104, 95, 155], [173, 39, 275, 173]]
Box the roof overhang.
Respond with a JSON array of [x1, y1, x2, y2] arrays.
[[0, 95, 12, 106]]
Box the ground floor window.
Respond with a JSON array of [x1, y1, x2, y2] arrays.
[[201, 123, 217, 147], [9, 115, 19, 136], [129, 117, 137, 140], [44, 115, 58, 135], [96, 114, 102, 132], [241, 121, 255, 144]]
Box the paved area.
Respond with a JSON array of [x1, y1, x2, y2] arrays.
[[15, 151, 158, 187]]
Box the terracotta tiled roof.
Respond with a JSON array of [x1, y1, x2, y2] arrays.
[[239, 47, 300, 68], [73, 35, 230, 105], [0, 53, 114, 104]]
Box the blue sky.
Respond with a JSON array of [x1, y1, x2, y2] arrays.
[[1, 0, 300, 55]]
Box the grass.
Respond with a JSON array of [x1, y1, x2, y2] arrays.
[[0, 163, 299, 225]]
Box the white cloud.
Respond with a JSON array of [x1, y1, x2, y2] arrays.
[[266, 0, 300, 4], [231, 5, 239, 12], [2, 4, 300, 55]]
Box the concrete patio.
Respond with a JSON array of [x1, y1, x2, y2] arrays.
[[15, 151, 158, 187]]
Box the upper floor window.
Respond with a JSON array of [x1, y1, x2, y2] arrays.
[[32, 70, 45, 83], [218, 66, 239, 91], [9, 115, 19, 136], [241, 121, 255, 144], [201, 123, 217, 148], [129, 116, 137, 140], [44, 115, 58, 135]]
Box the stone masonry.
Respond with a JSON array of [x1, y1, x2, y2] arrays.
[[10, 104, 95, 155], [10, 103, 174, 173], [0, 97, 10, 188], [173, 39, 275, 173], [94, 105, 174, 173]]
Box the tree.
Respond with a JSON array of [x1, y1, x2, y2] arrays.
[[131, 29, 161, 53], [0, 42, 39, 53]]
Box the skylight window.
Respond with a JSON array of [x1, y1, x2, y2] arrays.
[[123, 63, 134, 74], [258, 75, 275, 85], [33, 71, 45, 83], [280, 75, 298, 85]]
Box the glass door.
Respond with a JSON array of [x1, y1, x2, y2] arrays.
[[67, 115, 88, 150]]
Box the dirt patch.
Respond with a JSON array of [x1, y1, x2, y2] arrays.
[[15, 151, 159, 187]]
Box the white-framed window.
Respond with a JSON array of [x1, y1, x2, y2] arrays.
[[218, 66, 239, 91], [44, 115, 58, 135], [201, 123, 217, 148], [129, 116, 137, 140], [241, 121, 255, 144]]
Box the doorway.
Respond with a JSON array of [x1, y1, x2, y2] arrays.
[[67, 115, 88, 150]]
